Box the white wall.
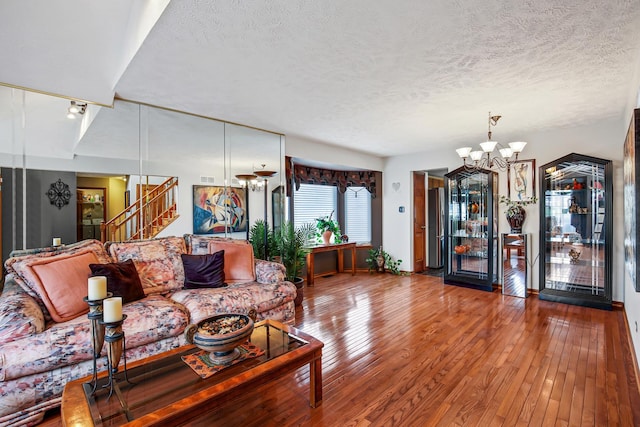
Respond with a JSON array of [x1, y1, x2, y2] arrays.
[[383, 116, 627, 301], [286, 135, 385, 172]]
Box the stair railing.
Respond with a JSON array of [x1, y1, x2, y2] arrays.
[[101, 176, 179, 242]]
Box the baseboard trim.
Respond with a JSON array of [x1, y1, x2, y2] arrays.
[[621, 308, 640, 402]]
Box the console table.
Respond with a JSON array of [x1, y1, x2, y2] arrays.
[[306, 242, 357, 286]]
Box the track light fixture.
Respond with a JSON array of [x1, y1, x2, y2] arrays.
[[67, 101, 87, 119]]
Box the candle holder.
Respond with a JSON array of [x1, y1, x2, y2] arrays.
[[101, 314, 132, 398], [83, 293, 112, 395]]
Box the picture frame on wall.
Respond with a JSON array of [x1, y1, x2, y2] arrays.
[[623, 108, 640, 291], [508, 159, 536, 201], [192, 185, 247, 234]]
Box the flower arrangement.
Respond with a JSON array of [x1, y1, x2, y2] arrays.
[[498, 195, 538, 215]]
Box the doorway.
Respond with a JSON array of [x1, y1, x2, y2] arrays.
[[413, 169, 447, 274]]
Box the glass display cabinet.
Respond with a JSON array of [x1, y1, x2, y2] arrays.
[[444, 167, 498, 291], [539, 153, 612, 309]]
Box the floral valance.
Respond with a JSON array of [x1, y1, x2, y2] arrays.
[[292, 164, 377, 198]]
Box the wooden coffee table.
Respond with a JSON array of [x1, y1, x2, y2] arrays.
[[61, 319, 323, 426]]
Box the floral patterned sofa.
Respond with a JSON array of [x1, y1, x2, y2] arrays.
[[0, 235, 296, 426]]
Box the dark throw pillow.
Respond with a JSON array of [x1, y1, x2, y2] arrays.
[[89, 259, 146, 303], [181, 251, 226, 289]]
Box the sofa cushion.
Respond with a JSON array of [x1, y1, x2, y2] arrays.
[[169, 280, 296, 324], [106, 237, 186, 295], [5, 239, 112, 321], [89, 260, 146, 303], [0, 295, 188, 382], [8, 251, 102, 323], [181, 251, 226, 289], [207, 240, 256, 284]]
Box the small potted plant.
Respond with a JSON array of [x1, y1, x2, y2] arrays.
[[499, 195, 537, 233], [365, 247, 404, 275], [315, 211, 342, 244]]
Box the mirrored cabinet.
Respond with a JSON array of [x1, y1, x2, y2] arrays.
[[444, 167, 498, 291], [539, 153, 612, 309]]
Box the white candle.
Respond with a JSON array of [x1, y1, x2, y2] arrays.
[[88, 276, 107, 301], [52, 237, 61, 246], [103, 297, 122, 323]]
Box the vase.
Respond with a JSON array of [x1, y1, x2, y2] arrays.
[[322, 230, 332, 245], [376, 246, 385, 273], [506, 206, 526, 234]]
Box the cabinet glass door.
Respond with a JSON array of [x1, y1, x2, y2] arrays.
[[444, 167, 497, 291], [539, 153, 612, 309]]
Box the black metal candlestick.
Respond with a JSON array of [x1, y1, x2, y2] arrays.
[[100, 314, 131, 398], [83, 293, 112, 395]]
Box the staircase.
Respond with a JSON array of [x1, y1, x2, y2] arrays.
[[101, 176, 179, 242]]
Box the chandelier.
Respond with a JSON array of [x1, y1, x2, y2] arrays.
[[235, 173, 263, 191], [455, 112, 527, 171]]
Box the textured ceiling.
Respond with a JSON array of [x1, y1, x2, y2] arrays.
[[1, 1, 640, 159], [114, 0, 640, 157]]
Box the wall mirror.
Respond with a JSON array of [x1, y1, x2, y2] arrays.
[[501, 233, 528, 298], [0, 87, 284, 261]]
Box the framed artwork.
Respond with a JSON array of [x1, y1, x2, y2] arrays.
[[192, 185, 247, 234], [508, 159, 536, 201], [623, 108, 640, 291], [272, 185, 284, 231]]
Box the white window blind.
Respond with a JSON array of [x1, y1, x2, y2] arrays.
[[294, 184, 337, 229], [345, 186, 371, 243]]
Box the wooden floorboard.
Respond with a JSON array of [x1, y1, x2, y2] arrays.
[[40, 272, 640, 426]]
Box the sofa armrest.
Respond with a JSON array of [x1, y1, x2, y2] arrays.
[[0, 277, 45, 344], [254, 259, 286, 284]]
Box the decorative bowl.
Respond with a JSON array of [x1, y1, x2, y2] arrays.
[[184, 313, 254, 365]]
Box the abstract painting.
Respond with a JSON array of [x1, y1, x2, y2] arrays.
[[623, 109, 640, 291], [193, 185, 247, 234]]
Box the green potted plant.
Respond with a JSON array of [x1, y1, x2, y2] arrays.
[[365, 247, 404, 275], [315, 211, 342, 244], [273, 221, 315, 306], [249, 219, 276, 260]]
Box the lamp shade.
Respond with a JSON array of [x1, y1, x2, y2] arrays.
[[479, 140, 498, 153], [499, 147, 513, 158], [469, 151, 484, 161], [235, 173, 257, 185], [254, 170, 277, 178], [456, 147, 473, 158], [508, 141, 527, 153]]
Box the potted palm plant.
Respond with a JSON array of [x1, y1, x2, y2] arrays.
[[273, 221, 315, 306], [249, 219, 276, 261]]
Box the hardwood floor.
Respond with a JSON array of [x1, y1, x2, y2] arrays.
[[42, 273, 640, 426]]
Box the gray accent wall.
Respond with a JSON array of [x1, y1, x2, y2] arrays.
[[2, 168, 76, 261]]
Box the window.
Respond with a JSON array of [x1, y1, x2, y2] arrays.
[[294, 183, 337, 229], [344, 186, 371, 243]]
